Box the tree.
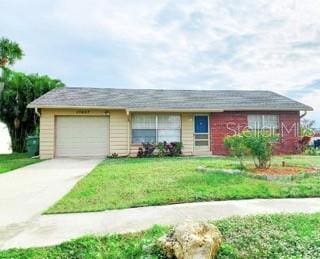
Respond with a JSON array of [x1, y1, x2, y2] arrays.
[[0, 70, 64, 152], [300, 118, 315, 137], [0, 38, 23, 91]]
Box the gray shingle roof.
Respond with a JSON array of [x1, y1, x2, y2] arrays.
[[28, 87, 313, 111]]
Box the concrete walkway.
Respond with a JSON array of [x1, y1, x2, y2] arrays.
[[1, 198, 319, 250], [0, 158, 101, 245]]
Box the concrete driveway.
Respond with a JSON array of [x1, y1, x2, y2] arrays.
[[0, 158, 101, 228]]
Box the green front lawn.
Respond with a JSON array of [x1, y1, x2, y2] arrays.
[[0, 153, 39, 174], [47, 156, 320, 213], [2, 213, 320, 258]]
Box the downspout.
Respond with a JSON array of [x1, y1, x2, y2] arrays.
[[300, 110, 307, 119], [34, 107, 41, 159], [299, 111, 307, 139], [126, 109, 130, 157], [35, 107, 41, 117]]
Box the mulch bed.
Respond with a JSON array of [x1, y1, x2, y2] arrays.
[[250, 166, 318, 176]]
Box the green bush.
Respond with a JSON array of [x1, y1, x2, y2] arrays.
[[304, 147, 320, 156], [107, 153, 119, 159], [243, 131, 278, 169], [137, 143, 156, 158], [137, 142, 183, 158], [300, 119, 316, 137], [157, 142, 166, 157], [224, 131, 278, 169], [159, 141, 182, 157], [224, 134, 248, 169]]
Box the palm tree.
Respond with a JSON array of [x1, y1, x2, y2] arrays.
[[0, 37, 24, 92]]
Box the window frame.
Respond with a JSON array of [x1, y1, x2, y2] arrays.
[[247, 114, 280, 142], [131, 113, 182, 144], [248, 114, 280, 131]]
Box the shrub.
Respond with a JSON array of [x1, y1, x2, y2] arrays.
[[300, 119, 315, 137], [157, 142, 166, 157], [107, 153, 119, 159], [224, 134, 249, 169], [224, 131, 278, 169], [157, 141, 183, 157], [242, 131, 278, 169], [137, 142, 183, 158], [171, 142, 183, 156], [304, 147, 320, 156], [137, 143, 156, 158]]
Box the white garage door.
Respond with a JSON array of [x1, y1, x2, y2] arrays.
[[55, 116, 109, 157]]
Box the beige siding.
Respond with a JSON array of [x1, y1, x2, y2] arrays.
[[39, 110, 55, 159], [130, 145, 140, 157], [39, 109, 127, 159], [109, 110, 129, 156], [181, 113, 194, 155]]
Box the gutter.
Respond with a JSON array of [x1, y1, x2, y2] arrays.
[[27, 104, 313, 112], [27, 104, 126, 110], [35, 108, 41, 117], [126, 108, 224, 112]]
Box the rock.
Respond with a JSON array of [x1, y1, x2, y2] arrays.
[[158, 221, 222, 259], [197, 166, 243, 175]]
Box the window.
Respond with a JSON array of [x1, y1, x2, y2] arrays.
[[157, 115, 181, 143], [132, 114, 156, 144], [132, 114, 181, 144], [248, 114, 279, 131]]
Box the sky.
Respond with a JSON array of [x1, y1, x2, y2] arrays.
[[0, 0, 319, 151]]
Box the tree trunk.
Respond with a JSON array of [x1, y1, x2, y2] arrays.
[[0, 82, 3, 94], [0, 68, 4, 94], [8, 124, 27, 152]]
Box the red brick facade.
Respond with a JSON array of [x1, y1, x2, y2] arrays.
[[210, 111, 300, 155]]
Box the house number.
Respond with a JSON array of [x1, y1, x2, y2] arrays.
[[76, 110, 90, 114]]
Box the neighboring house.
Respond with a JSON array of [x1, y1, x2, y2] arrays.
[[311, 131, 320, 146], [0, 122, 11, 154], [28, 87, 313, 159]]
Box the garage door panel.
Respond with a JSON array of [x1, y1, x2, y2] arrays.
[[55, 116, 109, 157]]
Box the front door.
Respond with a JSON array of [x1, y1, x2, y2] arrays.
[[194, 115, 210, 153]]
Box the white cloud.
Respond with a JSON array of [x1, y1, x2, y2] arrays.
[[299, 90, 320, 127], [1, 0, 319, 122], [48, 0, 320, 94], [300, 91, 320, 112]]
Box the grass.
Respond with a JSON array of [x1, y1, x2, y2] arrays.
[[0, 153, 39, 174], [275, 155, 320, 167], [1, 213, 319, 258], [47, 156, 320, 213], [216, 213, 320, 258]]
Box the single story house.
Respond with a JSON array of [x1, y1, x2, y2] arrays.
[[28, 87, 313, 159]]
